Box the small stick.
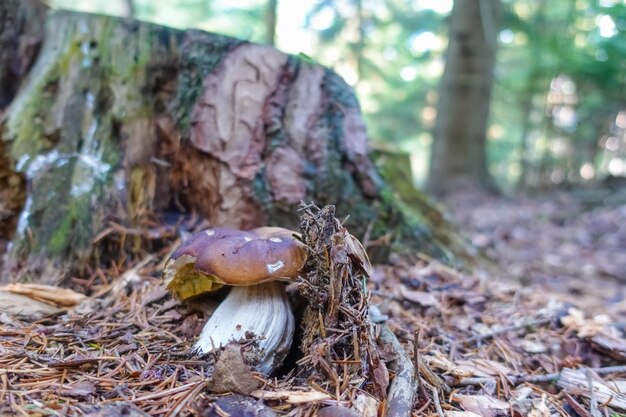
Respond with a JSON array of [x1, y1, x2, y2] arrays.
[[460, 317, 553, 346], [379, 322, 417, 417], [586, 369, 601, 417], [430, 383, 445, 417], [448, 365, 626, 388]]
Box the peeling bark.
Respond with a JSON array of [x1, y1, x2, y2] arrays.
[[0, 3, 471, 283]]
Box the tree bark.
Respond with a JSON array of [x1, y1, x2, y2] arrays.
[[426, 0, 501, 196], [0, 3, 471, 284]]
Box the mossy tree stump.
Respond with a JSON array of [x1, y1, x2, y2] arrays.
[[0, 2, 469, 284]]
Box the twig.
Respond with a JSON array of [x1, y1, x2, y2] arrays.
[[378, 321, 417, 417], [448, 365, 626, 387], [564, 393, 593, 417], [460, 317, 553, 345], [164, 380, 208, 417], [587, 369, 601, 417], [429, 383, 444, 417]]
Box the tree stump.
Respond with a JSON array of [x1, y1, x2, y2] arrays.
[[0, 3, 470, 284]]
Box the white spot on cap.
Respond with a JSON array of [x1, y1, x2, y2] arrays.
[[269, 237, 282, 243], [267, 261, 284, 273], [205, 229, 215, 236], [244, 236, 252, 242]]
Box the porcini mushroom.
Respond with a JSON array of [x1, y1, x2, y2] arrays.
[[163, 227, 307, 375]]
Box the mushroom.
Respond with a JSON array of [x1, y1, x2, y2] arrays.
[[163, 226, 307, 375]]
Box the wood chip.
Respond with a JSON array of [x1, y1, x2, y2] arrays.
[[250, 389, 331, 404], [452, 394, 509, 417], [557, 368, 626, 411], [400, 286, 439, 307], [0, 290, 60, 320], [4, 283, 86, 306]]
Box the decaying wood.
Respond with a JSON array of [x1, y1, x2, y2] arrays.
[[378, 321, 417, 417], [0, 1, 471, 284]]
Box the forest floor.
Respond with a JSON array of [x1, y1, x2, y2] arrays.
[[444, 184, 626, 316], [2, 188, 626, 416]]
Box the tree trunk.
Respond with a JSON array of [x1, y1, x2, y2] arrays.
[[265, 0, 277, 46], [426, 0, 501, 196], [0, 3, 471, 284]]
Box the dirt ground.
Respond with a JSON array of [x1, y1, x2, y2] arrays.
[[443, 186, 626, 317]]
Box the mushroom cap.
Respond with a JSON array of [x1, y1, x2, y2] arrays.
[[164, 227, 307, 300]]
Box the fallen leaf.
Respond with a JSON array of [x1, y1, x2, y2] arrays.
[[207, 394, 276, 417], [317, 406, 360, 417], [370, 348, 389, 398], [452, 394, 509, 417], [82, 403, 151, 417], [208, 344, 260, 395], [520, 339, 548, 354], [455, 358, 514, 377], [61, 381, 96, 397], [560, 308, 613, 337], [400, 286, 439, 307]]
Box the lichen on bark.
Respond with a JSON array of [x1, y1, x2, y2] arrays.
[[1, 5, 472, 283]]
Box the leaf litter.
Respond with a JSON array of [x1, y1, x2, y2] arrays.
[[1, 199, 626, 416]]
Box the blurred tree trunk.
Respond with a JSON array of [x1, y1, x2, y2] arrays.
[[120, 0, 135, 18], [265, 0, 277, 45], [426, 0, 501, 196], [0, 0, 47, 258], [517, 0, 546, 191], [0, 1, 472, 284]]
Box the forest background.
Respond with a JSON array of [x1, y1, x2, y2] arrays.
[[50, 0, 626, 194]]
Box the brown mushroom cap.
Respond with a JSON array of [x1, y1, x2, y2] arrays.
[[164, 227, 307, 300]]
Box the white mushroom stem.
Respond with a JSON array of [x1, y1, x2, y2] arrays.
[[194, 281, 294, 375]]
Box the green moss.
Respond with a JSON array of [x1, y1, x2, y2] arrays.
[[47, 213, 73, 256]]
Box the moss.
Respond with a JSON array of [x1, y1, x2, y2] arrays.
[[47, 213, 74, 256], [172, 33, 242, 132], [2, 11, 189, 279]]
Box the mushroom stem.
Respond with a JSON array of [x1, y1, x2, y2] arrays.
[[194, 281, 294, 375]]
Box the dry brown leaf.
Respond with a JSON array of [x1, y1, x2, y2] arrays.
[[453, 394, 509, 417], [455, 358, 514, 377], [251, 389, 331, 404], [5, 283, 86, 306], [61, 380, 96, 397], [208, 395, 276, 417], [207, 344, 260, 395], [520, 339, 548, 354], [317, 406, 360, 417], [370, 348, 389, 398], [425, 354, 475, 378], [400, 286, 439, 307], [561, 308, 614, 337]]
